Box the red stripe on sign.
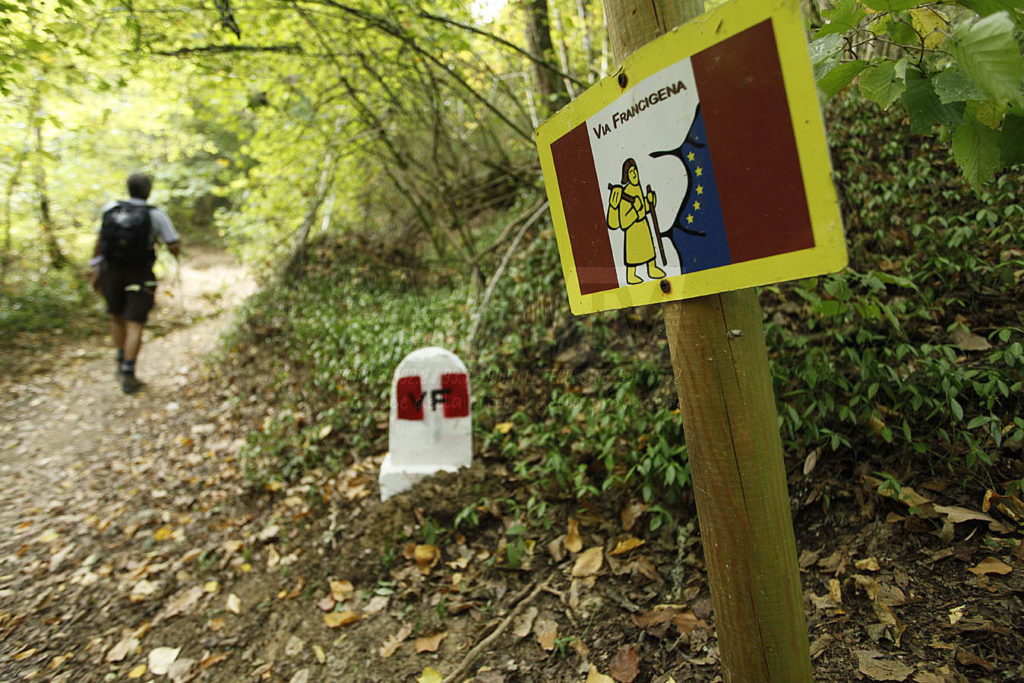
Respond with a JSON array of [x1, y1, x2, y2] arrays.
[[691, 20, 814, 263], [441, 373, 470, 418], [396, 376, 423, 420], [551, 124, 618, 295]]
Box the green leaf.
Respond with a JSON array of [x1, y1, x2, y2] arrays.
[[952, 111, 1003, 189], [933, 68, 988, 104], [859, 61, 906, 110], [998, 114, 1024, 164], [815, 0, 866, 38], [818, 60, 869, 99], [861, 0, 918, 10], [958, 0, 1024, 17], [808, 33, 844, 66], [886, 14, 919, 44], [976, 100, 1008, 128], [903, 70, 964, 134], [949, 12, 1024, 107]]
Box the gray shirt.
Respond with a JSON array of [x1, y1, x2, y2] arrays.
[[98, 197, 179, 247]]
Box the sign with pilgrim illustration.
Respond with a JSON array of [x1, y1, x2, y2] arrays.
[[536, 0, 846, 314]]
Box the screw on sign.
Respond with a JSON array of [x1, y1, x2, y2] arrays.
[[379, 347, 472, 501]]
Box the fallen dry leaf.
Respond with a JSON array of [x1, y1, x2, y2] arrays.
[[955, 647, 994, 672], [968, 557, 1012, 576], [572, 547, 604, 578], [631, 607, 702, 638], [226, 594, 241, 614], [105, 636, 140, 663], [127, 663, 147, 679], [282, 576, 306, 600], [417, 667, 443, 683], [828, 578, 842, 606], [856, 650, 914, 681], [547, 536, 566, 562], [635, 556, 662, 583], [933, 504, 995, 525], [316, 595, 336, 612], [608, 643, 639, 682], [323, 610, 360, 628], [609, 537, 645, 557], [803, 447, 820, 475], [199, 652, 229, 670], [566, 518, 583, 553], [285, 635, 304, 657], [148, 647, 180, 676], [513, 606, 538, 639], [534, 617, 558, 651], [950, 326, 991, 351], [312, 644, 326, 664], [414, 631, 446, 653], [586, 665, 616, 683], [159, 586, 204, 620], [855, 557, 881, 572], [379, 624, 413, 658], [620, 502, 647, 532], [414, 545, 440, 574], [329, 579, 354, 601], [495, 421, 514, 434], [129, 579, 159, 603]]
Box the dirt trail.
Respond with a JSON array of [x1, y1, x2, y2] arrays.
[[0, 247, 253, 469], [0, 247, 256, 680]]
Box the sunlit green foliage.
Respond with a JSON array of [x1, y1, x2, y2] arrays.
[[809, 0, 1024, 189]]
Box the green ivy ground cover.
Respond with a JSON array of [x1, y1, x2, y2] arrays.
[[231, 95, 1024, 513]]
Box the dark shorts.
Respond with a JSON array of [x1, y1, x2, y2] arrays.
[[101, 264, 157, 323]]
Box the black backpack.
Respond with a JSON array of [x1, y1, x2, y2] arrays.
[[99, 202, 154, 265]]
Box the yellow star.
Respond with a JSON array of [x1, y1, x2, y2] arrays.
[[686, 214, 694, 224], [695, 167, 703, 177], [696, 185, 704, 195], [694, 201, 701, 211], [687, 151, 695, 162]]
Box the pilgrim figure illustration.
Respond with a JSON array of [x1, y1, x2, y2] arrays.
[[606, 158, 667, 285]]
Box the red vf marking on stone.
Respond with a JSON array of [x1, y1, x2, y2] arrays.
[[397, 376, 424, 420], [442, 373, 470, 418]]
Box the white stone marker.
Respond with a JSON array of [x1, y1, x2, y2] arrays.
[[379, 347, 472, 501]]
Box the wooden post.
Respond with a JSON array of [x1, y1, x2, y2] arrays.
[[602, 1, 813, 680]]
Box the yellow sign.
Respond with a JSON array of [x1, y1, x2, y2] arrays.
[[535, 0, 846, 315]]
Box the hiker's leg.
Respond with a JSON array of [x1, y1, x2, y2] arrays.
[[110, 315, 127, 352], [124, 321, 144, 362]]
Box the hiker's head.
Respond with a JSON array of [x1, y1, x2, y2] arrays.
[[126, 172, 153, 200]]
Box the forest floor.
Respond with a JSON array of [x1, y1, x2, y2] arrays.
[[1, 248, 1022, 682]]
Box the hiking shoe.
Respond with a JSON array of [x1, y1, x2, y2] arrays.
[[121, 373, 144, 395]]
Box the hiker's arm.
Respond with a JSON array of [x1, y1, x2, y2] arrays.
[[89, 235, 103, 291]]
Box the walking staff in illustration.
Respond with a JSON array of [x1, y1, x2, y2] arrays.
[[606, 158, 666, 284]]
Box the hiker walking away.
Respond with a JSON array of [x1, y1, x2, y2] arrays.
[[89, 172, 181, 394]]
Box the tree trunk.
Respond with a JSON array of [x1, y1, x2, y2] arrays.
[[33, 120, 66, 270], [0, 146, 30, 285], [523, 0, 569, 118], [603, 1, 813, 680], [548, 2, 578, 99]]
